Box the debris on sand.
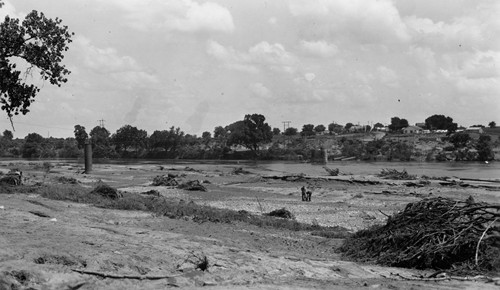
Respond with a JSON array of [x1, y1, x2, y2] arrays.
[[56, 176, 79, 184], [141, 190, 161, 197], [90, 183, 122, 199], [266, 208, 295, 220], [340, 197, 500, 274], [403, 180, 430, 188], [178, 180, 207, 191], [377, 168, 416, 180], [152, 175, 178, 186], [0, 170, 22, 186], [323, 166, 339, 176], [231, 167, 252, 175]]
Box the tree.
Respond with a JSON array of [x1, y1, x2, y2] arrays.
[[301, 124, 315, 136], [112, 125, 147, 155], [73, 125, 88, 149], [89, 126, 113, 158], [373, 123, 384, 130], [424, 115, 457, 132], [388, 117, 409, 132], [284, 127, 298, 136], [476, 135, 494, 161], [2, 129, 12, 140], [226, 114, 273, 155], [0, 5, 73, 122], [344, 123, 354, 130], [328, 122, 343, 134], [314, 124, 326, 134], [22, 132, 44, 157], [149, 126, 185, 156], [449, 132, 471, 149], [201, 131, 211, 139], [272, 127, 281, 135], [488, 121, 496, 128]]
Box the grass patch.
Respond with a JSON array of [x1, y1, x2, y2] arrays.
[[2, 183, 347, 234]]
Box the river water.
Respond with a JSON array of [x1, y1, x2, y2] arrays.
[[5, 158, 499, 180], [257, 161, 500, 180]]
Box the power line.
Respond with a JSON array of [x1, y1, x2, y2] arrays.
[[282, 121, 291, 132]]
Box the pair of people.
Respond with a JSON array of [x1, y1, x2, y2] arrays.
[[301, 186, 312, 202]]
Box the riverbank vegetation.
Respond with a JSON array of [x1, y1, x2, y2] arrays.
[[0, 113, 498, 162]]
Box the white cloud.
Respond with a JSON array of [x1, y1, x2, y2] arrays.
[[75, 36, 138, 73], [107, 0, 234, 33], [73, 36, 159, 87], [206, 40, 296, 73], [300, 40, 338, 57], [377, 66, 399, 87], [0, 1, 20, 19], [289, 0, 410, 43], [249, 82, 273, 99], [304, 73, 316, 82]]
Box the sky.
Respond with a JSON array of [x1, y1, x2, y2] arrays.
[[1, 0, 499, 138]]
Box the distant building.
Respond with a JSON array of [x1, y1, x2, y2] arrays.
[[403, 126, 423, 134], [465, 127, 484, 134]]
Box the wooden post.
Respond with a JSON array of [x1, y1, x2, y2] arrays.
[[324, 148, 328, 164], [84, 140, 92, 173]]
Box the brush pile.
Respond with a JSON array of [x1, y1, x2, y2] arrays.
[[377, 168, 416, 180], [341, 197, 500, 273]]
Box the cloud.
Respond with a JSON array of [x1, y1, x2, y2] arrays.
[[0, 0, 23, 19], [249, 82, 273, 99], [107, 0, 234, 33], [75, 36, 138, 73], [377, 66, 399, 87], [289, 0, 410, 43], [300, 40, 338, 57], [73, 36, 159, 86], [206, 40, 296, 73], [304, 73, 316, 82]]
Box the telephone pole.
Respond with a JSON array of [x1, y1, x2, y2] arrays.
[[282, 121, 291, 132], [98, 119, 105, 128]]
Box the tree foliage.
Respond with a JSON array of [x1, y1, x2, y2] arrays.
[[284, 127, 298, 136], [489, 121, 496, 128], [73, 125, 88, 149], [149, 126, 185, 156], [388, 117, 409, 132], [314, 124, 326, 133], [301, 124, 315, 136], [449, 132, 471, 149], [112, 125, 147, 154], [476, 135, 494, 161], [0, 6, 73, 120], [2, 129, 12, 140], [226, 114, 272, 154], [328, 122, 343, 134], [425, 115, 457, 132]]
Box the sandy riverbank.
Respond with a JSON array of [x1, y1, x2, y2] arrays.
[[0, 160, 498, 289]]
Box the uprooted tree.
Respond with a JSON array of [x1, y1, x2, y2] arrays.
[[341, 197, 500, 274], [0, 2, 73, 125]]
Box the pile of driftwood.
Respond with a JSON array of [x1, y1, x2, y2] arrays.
[[91, 183, 122, 199], [377, 168, 416, 180], [341, 197, 500, 273], [323, 166, 339, 176], [152, 175, 178, 186]]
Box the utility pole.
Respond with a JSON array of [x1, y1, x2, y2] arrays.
[[98, 119, 105, 128], [282, 121, 291, 132]]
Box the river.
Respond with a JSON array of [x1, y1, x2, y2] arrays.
[[257, 161, 500, 180], [3, 158, 499, 180]]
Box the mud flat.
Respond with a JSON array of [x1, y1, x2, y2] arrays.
[[0, 160, 499, 289]]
